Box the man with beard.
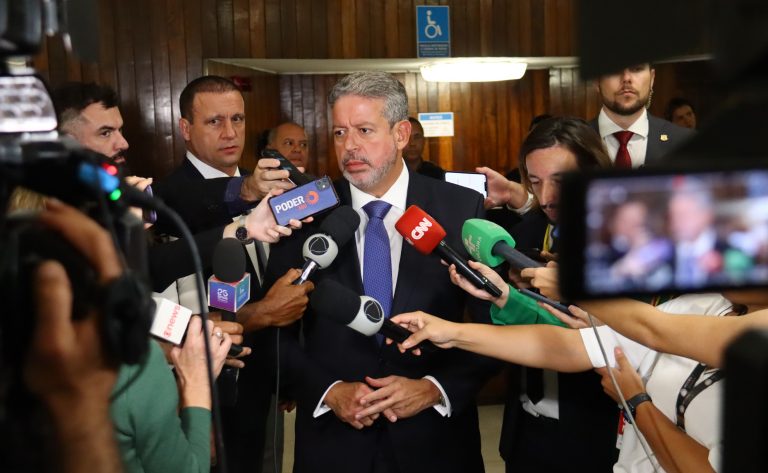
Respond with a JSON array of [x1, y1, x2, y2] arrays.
[[592, 63, 693, 168], [265, 71, 499, 473], [498, 117, 619, 473]]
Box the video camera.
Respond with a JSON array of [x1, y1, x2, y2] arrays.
[[0, 0, 153, 370]]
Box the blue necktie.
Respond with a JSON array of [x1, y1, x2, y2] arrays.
[[363, 200, 393, 342]]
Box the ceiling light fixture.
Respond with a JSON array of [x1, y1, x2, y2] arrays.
[[420, 58, 528, 82]]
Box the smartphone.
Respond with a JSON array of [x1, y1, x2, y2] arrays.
[[445, 171, 488, 198], [518, 288, 573, 316], [269, 176, 339, 226], [261, 148, 313, 186], [559, 164, 768, 300]]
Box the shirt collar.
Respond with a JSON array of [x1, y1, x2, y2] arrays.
[[598, 107, 649, 139], [186, 150, 241, 179], [349, 160, 409, 214]]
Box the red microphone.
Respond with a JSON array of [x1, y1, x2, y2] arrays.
[[395, 205, 502, 297]]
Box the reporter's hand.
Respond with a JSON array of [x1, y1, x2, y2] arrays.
[[387, 311, 460, 354], [356, 376, 440, 422], [211, 319, 252, 368], [236, 268, 314, 331], [244, 188, 309, 243], [325, 382, 378, 430], [476, 166, 528, 210], [448, 260, 509, 307], [240, 158, 296, 201], [594, 347, 645, 403], [520, 262, 561, 301], [171, 316, 232, 409], [538, 303, 602, 329]]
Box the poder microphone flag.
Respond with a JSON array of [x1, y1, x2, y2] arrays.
[[395, 205, 502, 297]]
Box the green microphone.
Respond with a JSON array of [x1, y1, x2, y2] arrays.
[[462, 219, 544, 269]]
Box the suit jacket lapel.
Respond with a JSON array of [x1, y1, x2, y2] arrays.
[[391, 173, 431, 315], [333, 180, 364, 294], [645, 115, 665, 165]]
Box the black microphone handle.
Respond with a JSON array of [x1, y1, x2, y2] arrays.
[[217, 310, 244, 356], [493, 241, 545, 270], [435, 241, 503, 298], [292, 259, 319, 285], [379, 319, 437, 353]]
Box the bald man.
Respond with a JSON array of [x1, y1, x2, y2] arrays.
[[267, 122, 309, 168]]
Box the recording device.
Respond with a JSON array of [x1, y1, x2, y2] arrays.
[[310, 279, 436, 353], [261, 148, 313, 186], [150, 297, 193, 345], [461, 218, 545, 270], [559, 166, 768, 300], [208, 238, 252, 357], [268, 176, 340, 226], [292, 205, 360, 285], [444, 171, 488, 198], [395, 205, 503, 298]]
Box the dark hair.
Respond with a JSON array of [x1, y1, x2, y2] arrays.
[[51, 82, 120, 132], [665, 97, 695, 121], [528, 114, 553, 131], [518, 117, 612, 194], [407, 116, 423, 128], [179, 75, 241, 122], [328, 72, 408, 127]]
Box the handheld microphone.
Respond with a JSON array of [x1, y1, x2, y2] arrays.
[[292, 205, 360, 285], [150, 297, 193, 345], [310, 279, 436, 353], [461, 219, 545, 270], [394, 205, 502, 298], [209, 238, 252, 357]]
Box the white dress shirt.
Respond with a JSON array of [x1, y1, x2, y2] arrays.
[[598, 108, 650, 168]]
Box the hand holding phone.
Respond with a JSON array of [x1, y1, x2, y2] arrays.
[[445, 171, 488, 198], [269, 176, 340, 226], [261, 148, 312, 186]]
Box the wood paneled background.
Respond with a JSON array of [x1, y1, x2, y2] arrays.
[[33, 0, 714, 179]]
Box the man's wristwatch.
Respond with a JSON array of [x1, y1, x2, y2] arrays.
[[623, 392, 652, 424], [235, 214, 253, 244]]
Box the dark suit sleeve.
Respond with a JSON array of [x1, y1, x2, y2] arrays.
[[147, 224, 225, 292], [153, 176, 257, 236]]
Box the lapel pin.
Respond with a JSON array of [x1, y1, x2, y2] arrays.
[[660, 134, 669, 142]]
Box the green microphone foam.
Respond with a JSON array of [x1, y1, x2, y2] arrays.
[[462, 218, 516, 267]]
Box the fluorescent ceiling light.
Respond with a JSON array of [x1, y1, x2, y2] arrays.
[[420, 58, 527, 82]]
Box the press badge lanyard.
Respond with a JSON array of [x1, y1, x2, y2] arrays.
[[543, 224, 556, 253], [675, 363, 724, 432]]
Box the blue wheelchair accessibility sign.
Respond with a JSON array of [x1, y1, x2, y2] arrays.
[[416, 5, 450, 58]]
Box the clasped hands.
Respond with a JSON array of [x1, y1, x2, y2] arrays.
[[325, 376, 441, 430]]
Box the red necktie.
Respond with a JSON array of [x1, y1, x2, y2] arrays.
[[613, 130, 634, 168]]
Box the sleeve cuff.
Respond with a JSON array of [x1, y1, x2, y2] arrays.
[[312, 380, 343, 418], [423, 376, 451, 417], [506, 192, 534, 215]]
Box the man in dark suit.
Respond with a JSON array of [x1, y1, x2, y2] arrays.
[[154, 76, 313, 473], [266, 72, 499, 473], [591, 63, 694, 167]]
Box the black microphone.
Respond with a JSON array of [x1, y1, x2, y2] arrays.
[[209, 238, 249, 356], [292, 205, 360, 285], [311, 280, 436, 353]]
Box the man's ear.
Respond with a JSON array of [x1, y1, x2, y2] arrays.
[[394, 119, 411, 151], [179, 118, 191, 141], [649, 68, 656, 90]]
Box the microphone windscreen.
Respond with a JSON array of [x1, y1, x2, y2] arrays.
[[394, 205, 446, 255], [213, 238, 247, 282], [319, 205, 360, 247], [310, 279, 361, 325], [461, 219, 517, 267]]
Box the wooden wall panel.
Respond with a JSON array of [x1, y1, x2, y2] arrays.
[[32, 0, 712, 180]]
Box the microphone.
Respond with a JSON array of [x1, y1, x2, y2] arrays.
[[292, 205, 360, 285], [208, 238, 251, 317], [310, 280, 436, 353], [461, 219, 545, 270], [394, 205, 502, 298]]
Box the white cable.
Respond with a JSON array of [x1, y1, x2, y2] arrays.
[[588, 312, 661, 473]]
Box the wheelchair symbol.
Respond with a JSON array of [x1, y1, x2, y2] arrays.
[[424, 10, 442, 39]]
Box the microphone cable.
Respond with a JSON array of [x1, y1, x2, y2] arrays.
[[587, 312, 660, 473]]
